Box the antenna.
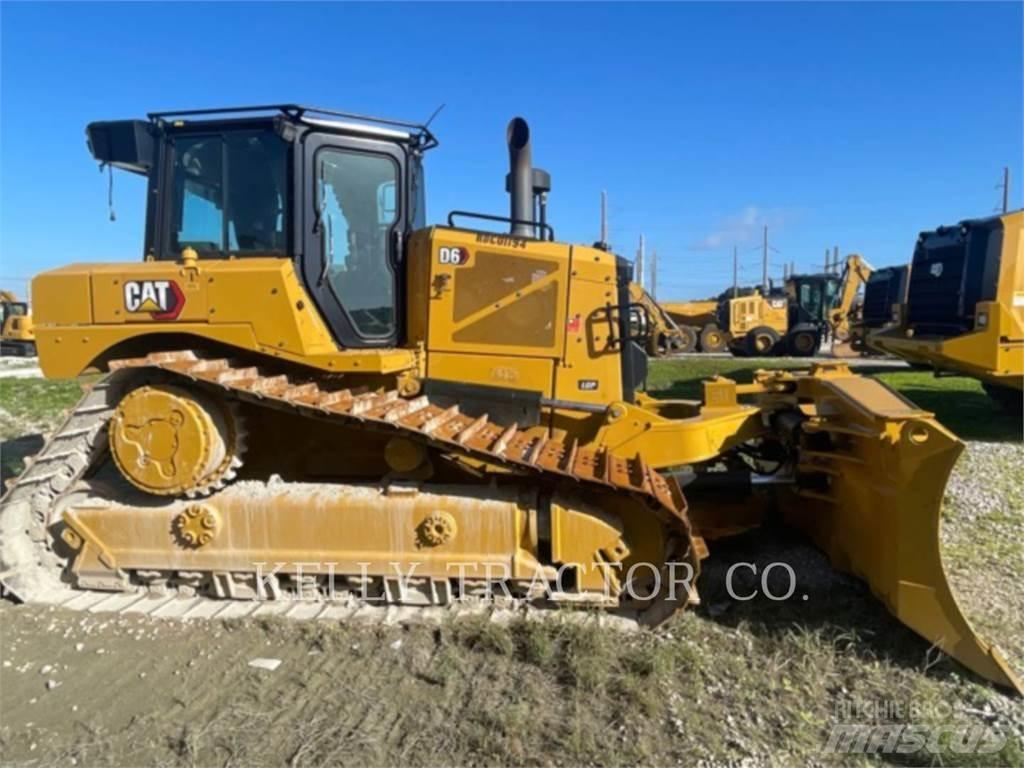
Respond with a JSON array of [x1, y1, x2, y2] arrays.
[[423, 103, 446, 128]]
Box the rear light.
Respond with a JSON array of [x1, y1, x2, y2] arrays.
[[976, 311, 988, 329]]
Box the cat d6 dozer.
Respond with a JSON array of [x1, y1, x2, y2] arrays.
[[1, 105, 1019, 693]]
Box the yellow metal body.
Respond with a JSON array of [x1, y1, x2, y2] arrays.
[[661, 300, 718, 329], [109, 384, 239, 496], [870, 211, 1024, 389], [628, 283, 692, 356], [31, 258, 419, 378], [0, 290, 35, 347], [63, 483, 637, 598], [725, 291, 789, 337], [827, 253, 873, 342], [28, 224, 1023, 692]]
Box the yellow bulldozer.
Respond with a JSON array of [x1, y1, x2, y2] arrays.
[[0, 290, 36, 356], [1, 105, 1019, 693], [869, 211, 1023, 413]]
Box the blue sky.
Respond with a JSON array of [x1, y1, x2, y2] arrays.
[[1, 2, 1021, 299]]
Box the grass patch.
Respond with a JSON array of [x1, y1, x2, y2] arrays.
[[0, 377, 84, 434]]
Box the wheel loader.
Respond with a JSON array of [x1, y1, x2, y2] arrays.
[[1, 105, 1019, 693], [869, 211, 1023, 414], [0, 290, 36, 356]]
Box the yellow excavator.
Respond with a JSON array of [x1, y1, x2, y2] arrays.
[[628, 283, 695, 355], [1, 105, 1018, 693], [0, 290, 36, 356], [869, 211, 1023, 413], [826, 254, 873, 355]]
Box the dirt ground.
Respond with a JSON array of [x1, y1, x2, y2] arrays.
[[1, 373, 1022, 767]]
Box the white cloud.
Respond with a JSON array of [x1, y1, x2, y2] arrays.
[[689, 205, 794, 251]]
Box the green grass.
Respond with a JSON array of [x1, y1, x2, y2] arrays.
[[0, 377, 85, 433], [647, 358, 1022, 442]]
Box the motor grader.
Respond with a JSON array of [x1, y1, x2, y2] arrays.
[[1, 105, 1019, 693], [722, 256, 871, 358], [869, 211, 1023, 414]]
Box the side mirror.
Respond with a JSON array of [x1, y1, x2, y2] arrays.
[[86, 121, 155, 175]]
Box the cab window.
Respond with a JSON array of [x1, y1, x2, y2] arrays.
[[168, 130, 288, 257], [315, 148, 399, 339]]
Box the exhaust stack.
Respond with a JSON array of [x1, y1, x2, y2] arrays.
[[507, 117, 534, 237]]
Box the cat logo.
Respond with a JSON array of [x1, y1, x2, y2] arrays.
[[930, 262, 944, 278], [123, 280, 185, 320]]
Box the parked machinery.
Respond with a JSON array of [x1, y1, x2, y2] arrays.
[[0, 290, 36, 356], [660, 300, 730, 353], [1, 106, 1019, 693], [869, 211, 1023, 413], [629, 283, 696, 355]]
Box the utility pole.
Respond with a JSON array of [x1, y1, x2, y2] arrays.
[[732, 246, 738, 298], [600, 190, 608, 244], [833, 246, 840, 274], [1001, 167, 1011, 213], [650, 249, 658, 300], [790, 260, 795, 278], [637, 234, 645, 289], [761, 225, 769, 294]]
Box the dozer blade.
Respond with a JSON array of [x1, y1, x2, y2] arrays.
[[778, 367, 1023, 693]]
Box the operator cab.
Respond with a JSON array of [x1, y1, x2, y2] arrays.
[[85, 105, 434, 349], [786, 273, 841, 328]]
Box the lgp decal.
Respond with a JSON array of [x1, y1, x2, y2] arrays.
[[578, 379, 599, 391], [124, 280, 185, 320], [438, 246, 470, 266]]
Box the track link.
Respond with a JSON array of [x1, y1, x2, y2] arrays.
[[1, 350, 700, 623]]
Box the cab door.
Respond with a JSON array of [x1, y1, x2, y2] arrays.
[[300, 132, 406, 348]]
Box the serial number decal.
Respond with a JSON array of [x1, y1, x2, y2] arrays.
[[475, 233, 528, 249], [438, 246, 470, 265], [490, 366, 519, 383], [123, 280, 185, 320]]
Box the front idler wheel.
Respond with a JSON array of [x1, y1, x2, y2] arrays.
[[109, 384, 245, 497]]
